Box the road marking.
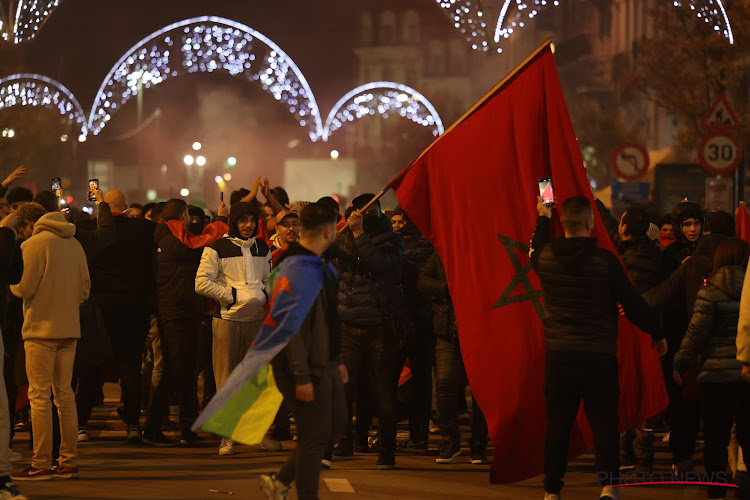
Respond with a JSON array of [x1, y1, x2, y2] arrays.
[[323, 478, 355, 493]]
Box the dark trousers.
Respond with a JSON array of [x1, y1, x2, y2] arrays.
[[435, 337, 488, 451], [663, 354, 701, 464], [701, 382, 750, 499], [198, 317, 215, 407], [74, 366, 102, 426], [340, 323, 398, 457], [278, 364, 346, 500], [544, 354, 620, 495], [99, 299, 150, 428], [146, 319, 199, 435], [398, 311, 434, 444]]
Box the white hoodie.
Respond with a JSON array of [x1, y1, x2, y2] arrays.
[[11, 212, 90, 340]]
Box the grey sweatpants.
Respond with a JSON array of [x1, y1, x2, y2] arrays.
[[212, 318, 263, 390]]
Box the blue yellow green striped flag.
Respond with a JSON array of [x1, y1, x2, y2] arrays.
[[193, 254, 333, 444]]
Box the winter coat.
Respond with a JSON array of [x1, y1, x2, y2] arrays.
[[195, 236, 271, 322], [530, 216, 661, 354], [398, 223, 433, 312], [337, 214, 403, 327], [418, 252, 457, 342], [595, 200, 662, 292], [674, 265, 746, 384], [271, 243, 341, 394], [11, 212, 90, 341], [155, 218, 228, 323]]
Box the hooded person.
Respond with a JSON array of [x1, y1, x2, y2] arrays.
[[195, 201, 279, 456], [659, 214, 676, 251], [662, 202, 704, 277], [332, 192, 404, 469], [644, 209, 736, 474]]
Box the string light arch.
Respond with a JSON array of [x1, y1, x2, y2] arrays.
[[323, 82, 445, 141], [88, 16, 324, 140], [0, 73, 88, 137]]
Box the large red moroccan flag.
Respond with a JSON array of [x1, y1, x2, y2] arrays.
[[391, 41, 668, 483]]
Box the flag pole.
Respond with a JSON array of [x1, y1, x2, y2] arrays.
[[343, 38, 554, 227]]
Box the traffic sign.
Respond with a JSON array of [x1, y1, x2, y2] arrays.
[[698, 130, 742, 175], [611, 143, 650, 180], [701, 94, 739, 129]]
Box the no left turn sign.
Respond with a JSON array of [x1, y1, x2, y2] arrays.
[[698, 131, 742, 175], [612, 143, 650, 180]]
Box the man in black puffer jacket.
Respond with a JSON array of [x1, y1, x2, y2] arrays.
[[530, 196, 665, 500], [335, 193, 403, 470], [597, 203, 662, 293], [642, 209, 735, 473], [143, 199, 228, 447]]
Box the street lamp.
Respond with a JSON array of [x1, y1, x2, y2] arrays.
[[223, 173, 232, 181], [180, 188, 190, 197], [330, 150, 340, 160], [183, 154, 195, 166], [192, 142, 202, 151], [196, 155, 207, 167], [226, 156, 237, 167], [214, 176, 223, 184]]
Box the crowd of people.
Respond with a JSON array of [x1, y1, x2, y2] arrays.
[[0, 165, 744, 500]]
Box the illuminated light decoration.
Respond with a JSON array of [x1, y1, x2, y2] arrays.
[[0, 74, 88, 138], [88, 16, 323, 140], [434, 0, 495, 52], [494, 0, 733, 45], [11, 0, 61, 43], [322, 82, 445, 141]]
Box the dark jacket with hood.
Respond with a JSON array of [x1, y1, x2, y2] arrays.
[[271, 242, 341, 396], [195, 202, 271, 323], [530, 216, 662, 354], [662, 201, 704, 277], [337, 211, 404, 327], [155, 213, 229, 323], [596, 201, 662, 292], [418, 251, 457, 342], [673, 265, 746, 384], [396, 214, 433, 312]]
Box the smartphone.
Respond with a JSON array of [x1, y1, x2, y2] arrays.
[[538, 177, 555, 206], [220, 192, 224, 203], [51, 177, 62, 199], [87, 179, 99, 202]]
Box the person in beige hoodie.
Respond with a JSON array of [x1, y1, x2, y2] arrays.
[[9, 206, 90, 481]]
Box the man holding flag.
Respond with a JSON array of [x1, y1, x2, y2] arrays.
[[530, 196, 666, 500], [258, 203, 348, 500]]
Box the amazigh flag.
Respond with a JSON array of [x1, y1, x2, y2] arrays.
[[390, 41, 668, 483], [193, 255, 335, 443]]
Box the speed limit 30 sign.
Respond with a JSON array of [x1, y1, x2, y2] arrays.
[[698, 131, 742, 175]]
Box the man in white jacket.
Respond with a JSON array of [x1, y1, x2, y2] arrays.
[[196, 201, 275, 456], [10, 204, 90, 481]]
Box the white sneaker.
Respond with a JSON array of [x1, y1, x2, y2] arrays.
[[600, 486, 621, 500], [7, 449, 21, 463], [543, 493, 560, 500], [259, 473, 289, 500], [219, 438, 234, 456], [260, 435, 283, 452], [77, 428, 89, 443]]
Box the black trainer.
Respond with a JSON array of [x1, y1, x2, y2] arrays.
[[333, 438, 353, 457], [470, 450, 489, 465], [435, 439, 461, 464], [376, 452, 395, 470], [180, 431, 204, 445], [142, 430, 175, 447], [397, 439, 428, 454]]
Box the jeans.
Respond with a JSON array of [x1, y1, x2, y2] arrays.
[[434, 337, 488, 451], [145, 319, 199, 435], [398, 310, 434, 444], [141, 316, 163, 411], [0, 333, 12, 475], [277, 363, 346, 500], [25, 338, 78, 470], [99, 298, 150, 428], [544, 353, 619, 495], [663, 357, 701, 464], [701, 382, 750, 499], [340, 323, 398, 457]]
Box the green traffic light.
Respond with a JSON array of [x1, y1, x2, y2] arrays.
[[227, 156, 237, 167]]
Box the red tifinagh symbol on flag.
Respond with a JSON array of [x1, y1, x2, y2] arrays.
[[263, 276, 291, 328]]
